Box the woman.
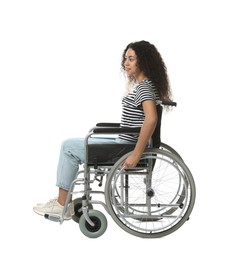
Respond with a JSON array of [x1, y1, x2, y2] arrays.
[[33, 40, 171, 219]]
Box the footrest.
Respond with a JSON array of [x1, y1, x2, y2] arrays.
[[44, 214, 61, 222]]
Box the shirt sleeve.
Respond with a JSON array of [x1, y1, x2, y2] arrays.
[[134, 82, 157, 107]]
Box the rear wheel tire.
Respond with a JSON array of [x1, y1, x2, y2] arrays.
[[105, 148, 196, 238]]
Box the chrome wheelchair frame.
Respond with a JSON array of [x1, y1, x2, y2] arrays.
[[45, 101, 196, 238]]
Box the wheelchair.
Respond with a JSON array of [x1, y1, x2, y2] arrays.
[[45, 101, 196, 238]]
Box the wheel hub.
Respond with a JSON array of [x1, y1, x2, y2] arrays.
[[146, 188, 155, 198]]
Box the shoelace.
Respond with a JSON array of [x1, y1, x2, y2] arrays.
[[37, 197, 58, 207]]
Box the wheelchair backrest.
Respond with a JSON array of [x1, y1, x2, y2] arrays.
[[151, 104, 162, 148]]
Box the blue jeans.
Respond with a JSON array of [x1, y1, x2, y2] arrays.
[[56, 137, 133, 190]]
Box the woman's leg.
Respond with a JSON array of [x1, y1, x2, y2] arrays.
[[58, 188, 70, 206], [33, 138, 85, 218], [33, 136, 119, 219], [56, 138, 85, 205]]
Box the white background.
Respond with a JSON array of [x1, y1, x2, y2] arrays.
[[0, 0, 229, 259]]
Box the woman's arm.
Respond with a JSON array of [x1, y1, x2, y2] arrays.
[[123, 100, 158, 169]]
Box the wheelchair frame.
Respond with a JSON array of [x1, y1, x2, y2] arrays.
[[45, 101, 196, 238]]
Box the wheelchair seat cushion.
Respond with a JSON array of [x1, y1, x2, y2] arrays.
[[87, 143, 135, 166]]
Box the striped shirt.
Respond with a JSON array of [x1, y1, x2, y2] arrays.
[[119, 80, 160, 143]]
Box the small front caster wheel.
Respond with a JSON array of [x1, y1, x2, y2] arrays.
[[79, 210, 107, 238], [72, 198, 93, 223]]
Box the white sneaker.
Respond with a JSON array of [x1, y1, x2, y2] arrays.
[[33, 198, 74, 220], [36, 198, 57, 207]]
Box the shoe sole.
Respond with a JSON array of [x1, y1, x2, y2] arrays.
[[33, 208, 73, 220]]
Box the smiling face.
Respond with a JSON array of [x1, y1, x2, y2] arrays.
[[123, 48, 146, 82]]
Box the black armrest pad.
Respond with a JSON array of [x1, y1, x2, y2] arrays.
[[96, 122, 120, 127], [93, 127, 141, 134]]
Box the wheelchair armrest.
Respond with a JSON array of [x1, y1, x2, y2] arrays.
[[96, 122, 121, 127], [93, 127, 141, 134]]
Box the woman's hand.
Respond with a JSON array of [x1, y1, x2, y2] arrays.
[[123, 153, 141, 169]]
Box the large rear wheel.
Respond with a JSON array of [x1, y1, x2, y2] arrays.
[[105, 148, 196, 238]]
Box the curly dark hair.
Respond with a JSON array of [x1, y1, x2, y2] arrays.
[[121, 40, 172, 101]]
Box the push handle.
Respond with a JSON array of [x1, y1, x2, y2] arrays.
[[161, 100, 177, 106]]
